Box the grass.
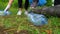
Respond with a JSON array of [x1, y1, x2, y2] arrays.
[[0, 0, 60, 34]]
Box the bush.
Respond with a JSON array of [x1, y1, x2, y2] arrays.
[[46, 0, 52, 6]]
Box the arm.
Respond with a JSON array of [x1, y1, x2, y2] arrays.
[[4, 0, 13, 11]]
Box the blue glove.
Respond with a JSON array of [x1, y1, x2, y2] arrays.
[[38, 0, 47, 6]]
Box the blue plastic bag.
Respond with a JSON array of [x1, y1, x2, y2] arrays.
[[27, 12, 48, 26], [29, 0, 47, 6]]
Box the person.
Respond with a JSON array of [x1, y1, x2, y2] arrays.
[[54, 0, 60, 6], [4, 0, 29, 15]]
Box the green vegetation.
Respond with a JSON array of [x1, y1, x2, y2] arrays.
[[0, 0, 60, 34]]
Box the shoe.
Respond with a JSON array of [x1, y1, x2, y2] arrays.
[[24, 11, 28, 15], [17, 11, 22, 15]]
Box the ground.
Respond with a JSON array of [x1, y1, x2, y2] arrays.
[[0, 14, 60, 34]]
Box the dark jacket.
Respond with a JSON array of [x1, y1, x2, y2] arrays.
[[54, 0, 60, 5]]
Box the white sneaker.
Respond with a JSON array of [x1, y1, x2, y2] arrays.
[[17, 11, 22, 15], [24, 11, 28, 15]]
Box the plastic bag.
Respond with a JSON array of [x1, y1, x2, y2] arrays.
[[0, 10, 11, 16], [27, 12, 48, 26]]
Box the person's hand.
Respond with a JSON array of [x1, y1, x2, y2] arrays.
[[30, 2, 37, 9], [4, 4, 11, 12]]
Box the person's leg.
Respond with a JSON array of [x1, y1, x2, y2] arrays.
[[24, 0, 29, 15], [17, 0, 22, 15], [24, 0, 29, 11], [4, 0, 13, 11], [54, 0, 60, 6], [4, 0, 13, 15]]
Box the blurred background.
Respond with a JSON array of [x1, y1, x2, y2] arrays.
[[0, 0, 60, 34]]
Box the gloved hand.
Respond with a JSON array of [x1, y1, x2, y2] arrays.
[[30, 2, 37, 9], [4, 4, 11, 12], [4, 4, 11, 15]]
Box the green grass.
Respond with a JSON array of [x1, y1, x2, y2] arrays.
[[0, 0, 60, 34]]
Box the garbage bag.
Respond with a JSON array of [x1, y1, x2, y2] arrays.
[[27, 12, 48, 26], [0, 10, 11, 16]]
